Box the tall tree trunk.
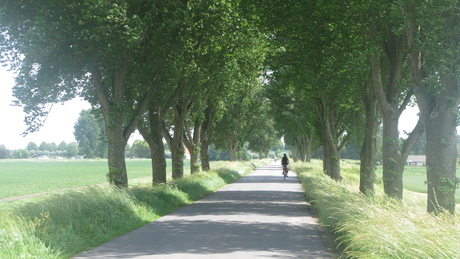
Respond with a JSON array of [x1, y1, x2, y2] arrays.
[[228, 144, 238, 161], [297, 137, 307, 162], [200, 143, 211, 171], [189, 149, 200, 174], [91, 62, 144, 188], [150, 127, 167, 184], [200, 104, 214, 171], [226, 135, 239, 161], [322, 144, 330, 176], [316, 96, 342, 180], [425, 109, 457, 214], [106, 126, 129, 187], [138, 109, 167, 184], [169, 135, 185, 179], [167, 106, 185, 179], [184, 120, 201, 174], [305, 135, 314, 162], [372, 51, 424, 199], [405, 12, 459, 214], [360, 85, 378, 195], [381, 105, 404, 198], [137, 74, 186, 183], [324, 140, 341, 181], [291, 145, 299, 162], [371, 36, 409, 199]]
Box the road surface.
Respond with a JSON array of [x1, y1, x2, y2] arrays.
[[74, 164, 332, 258]]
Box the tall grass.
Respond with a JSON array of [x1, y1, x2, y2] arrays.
[[292, 160, 460, 259], [0, 160, 266, 258]]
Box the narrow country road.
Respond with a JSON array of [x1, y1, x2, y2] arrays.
[[74, 164, 332, 258]]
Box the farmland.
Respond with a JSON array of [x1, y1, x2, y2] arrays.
[[0, 159, 190, 200], [376, 165, 460, 202]]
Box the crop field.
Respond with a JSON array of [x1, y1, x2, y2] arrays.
[[0, 159, 190, 200], [376, 165, 460, 202]]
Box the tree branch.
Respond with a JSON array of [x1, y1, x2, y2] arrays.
[[401, 118, 424, 160]]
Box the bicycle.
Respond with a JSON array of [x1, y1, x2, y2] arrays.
[[282, 165, 288, 180]]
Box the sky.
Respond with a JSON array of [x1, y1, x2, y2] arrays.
[[0, 66, 143, 150], [0, 65, 421, 150]]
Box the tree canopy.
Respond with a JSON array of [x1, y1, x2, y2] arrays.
[[1, 0, 458, 213]]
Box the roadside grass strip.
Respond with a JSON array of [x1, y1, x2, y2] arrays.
[[0, 160, 267, 258], [292, 160, 460, 259]]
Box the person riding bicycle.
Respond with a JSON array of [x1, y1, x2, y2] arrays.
[[281, 154, 289, 176]]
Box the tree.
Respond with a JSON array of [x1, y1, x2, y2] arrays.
[[162, 99, 191, 179], [196, 23, 267, 169], [26, 142, 38, 151], [67, 142, 79, 158], [356, 0, 424, 199], [136, 0, 267, 181], [248, 117, 279, 159], [199, 103, 217, 171], [12, 149, 29, 159], [359, 79, 380, 195], [265, 80, 318, 162], [74, 109, 107, 158], [0, 145, 10, 159], [258, 0, 366, 180], [57, 141, 68, 152], [134, 0, 191, 184], [131, 140, 151, 158], [39, 142, 53, 152], [0, 0, 153, 187], [403, 0, 459, 214], [50, 142, 58, 152], [125, 143, 132, 158], [213, 85, 268, 161]]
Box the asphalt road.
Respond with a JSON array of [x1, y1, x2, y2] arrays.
[[74, 164, 332, 258]]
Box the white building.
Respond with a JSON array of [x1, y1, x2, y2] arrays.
[[406, 155, 426, 166]]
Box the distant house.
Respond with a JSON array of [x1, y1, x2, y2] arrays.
[[184, 146, 191, 160], [406, 155, 426, 166]]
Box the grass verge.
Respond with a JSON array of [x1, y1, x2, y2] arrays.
[[0, 160, 267, 258], [292, 160, 460, 259]]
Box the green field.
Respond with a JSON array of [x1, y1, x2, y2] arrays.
[[0, 159, 190, 199], [376, 165, 460, 202]]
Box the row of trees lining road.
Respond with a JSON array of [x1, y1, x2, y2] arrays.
[[1, 1, 458, 214], [0, 1, 271, 186], [246, 0, 459, 214]]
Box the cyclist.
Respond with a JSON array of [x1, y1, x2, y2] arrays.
[[281, 153, 289, 177]]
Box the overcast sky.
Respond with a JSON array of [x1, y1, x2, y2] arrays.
[[0, 65, 421, 150]]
